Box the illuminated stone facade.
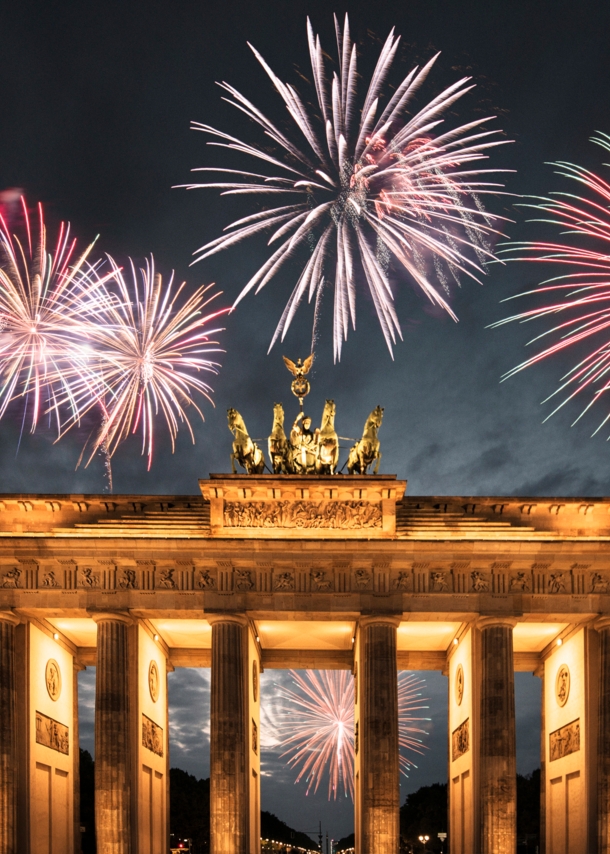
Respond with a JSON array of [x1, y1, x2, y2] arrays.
[[1, 474, 610, 853]]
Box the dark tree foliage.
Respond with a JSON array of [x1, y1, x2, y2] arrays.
[[261, 811, 318, 850], [517, 769, 541, 852], [400, 782, 448, 852], [335, 831, 355, 850], [170, 767, 210, 853], [80, 748, 96, 854]]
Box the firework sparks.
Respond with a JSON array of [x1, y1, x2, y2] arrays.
[[62, 256, 228, 470], [185, 15, 511, 360], [492, 133, 610, 434], [273, 670, 429, 800], [0, 198, 108, 434]]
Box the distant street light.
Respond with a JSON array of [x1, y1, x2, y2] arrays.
[[418, 835, 430, 852]]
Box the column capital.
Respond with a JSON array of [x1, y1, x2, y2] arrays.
[[477, 615, 518, 631], [358, 614, 401, 630], [89, 610, 133, 626], [206, 612, 248, 628], [592, 615, 610, 632], [0, 611, 20, 627]]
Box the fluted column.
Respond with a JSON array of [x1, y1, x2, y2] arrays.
[[0, 612, 19, 854], [598, 618, 610, 853], [357, 616, 400, 854], [209, 615, 249, 854], [478, 617, 517, 854], [92, 613, 133, 854]]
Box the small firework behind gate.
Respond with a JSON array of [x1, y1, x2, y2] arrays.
[[492, 133, 610, 436], [185, 15, 511, 360], [273, 670, 429, 801]]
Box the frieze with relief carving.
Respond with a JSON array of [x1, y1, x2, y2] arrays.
[[142, 714, 164, 756], [36, 711, 69, 755], [550, 719, 580, 761], [452, 719, 469, 760], [223, 500, 382, 529]]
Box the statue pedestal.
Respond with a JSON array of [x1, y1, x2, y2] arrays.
[[199, 474, 406, 539]]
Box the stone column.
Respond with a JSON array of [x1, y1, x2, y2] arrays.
[[478, 617, 517, 854], [209, 615, 249, 854], [0, 612, 19, 854], [598, 618, 610, 854], [92, 613, 133, 854], [356, 616, 400, 854]]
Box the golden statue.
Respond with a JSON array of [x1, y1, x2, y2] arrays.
[[283, 354, 313, 408], [268, 403, 290, 474], [289, 411, 319, 474], [227, 408, 265, 474], [347, 406, 384, 475]]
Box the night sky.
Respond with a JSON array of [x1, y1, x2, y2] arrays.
[[2, 0, 609, 841]]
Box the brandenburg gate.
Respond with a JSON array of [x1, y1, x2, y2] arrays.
[[1, 473, 610, 853]]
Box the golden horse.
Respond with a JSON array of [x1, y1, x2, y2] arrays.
[[227, 408, 265, 474], [347, 406, 384, 475], [315, 399, 339, 475], [268, 403, 290, 474]]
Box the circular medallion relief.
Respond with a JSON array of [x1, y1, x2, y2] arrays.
[[45, 659, 61, 701], [148, 660, 160, 703], [252, 661, 258, 703], [555, 664, 570, 707], [455, 664, 464, 706]]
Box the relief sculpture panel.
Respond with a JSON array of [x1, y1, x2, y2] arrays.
[[452, 718, 469, 761], [549, 719, 580, 761], [223, 500, 382, 529], [36, 711, 69, 755], [142, 714, 164, 757]]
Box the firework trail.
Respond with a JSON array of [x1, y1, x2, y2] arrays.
[[62, 256, 227, 470], [271, 670, 429, 801], [492, 133, 610, 434], [185, 15, 511, 360], [0, 198, 109, 434]]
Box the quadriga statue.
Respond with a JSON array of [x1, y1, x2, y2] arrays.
[[227, 408, 265, 474], [347, 406, 383, 475]]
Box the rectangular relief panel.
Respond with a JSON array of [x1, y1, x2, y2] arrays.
[[549, 720, 580, 762], [36, 712, 69, 755], [200, 475, 405, 539]]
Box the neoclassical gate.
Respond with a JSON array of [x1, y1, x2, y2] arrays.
[[1, 474, 609, 854]]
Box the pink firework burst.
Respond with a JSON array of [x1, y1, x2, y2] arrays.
[[184, 15, 511, 361], [0, 198, 109, 433], [493, 133, 610, 434], [59, 255, 228, 470], [275, 670, 428, 801]]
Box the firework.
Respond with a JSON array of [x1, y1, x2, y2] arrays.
[[492, 133, 610, 433], [273, 670, 429, 800], [185, 15, 510, 360], [62, 256, 227, 470], [0, 198, 108, 433]]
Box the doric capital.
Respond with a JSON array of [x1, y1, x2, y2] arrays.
[[206, 613, 248, 628], [89, 610, 133, 626], [0, 610, 20, 627], [476, 615, 518, 631], [593, 615, 610, 632], [358, 614, 402, 631]]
